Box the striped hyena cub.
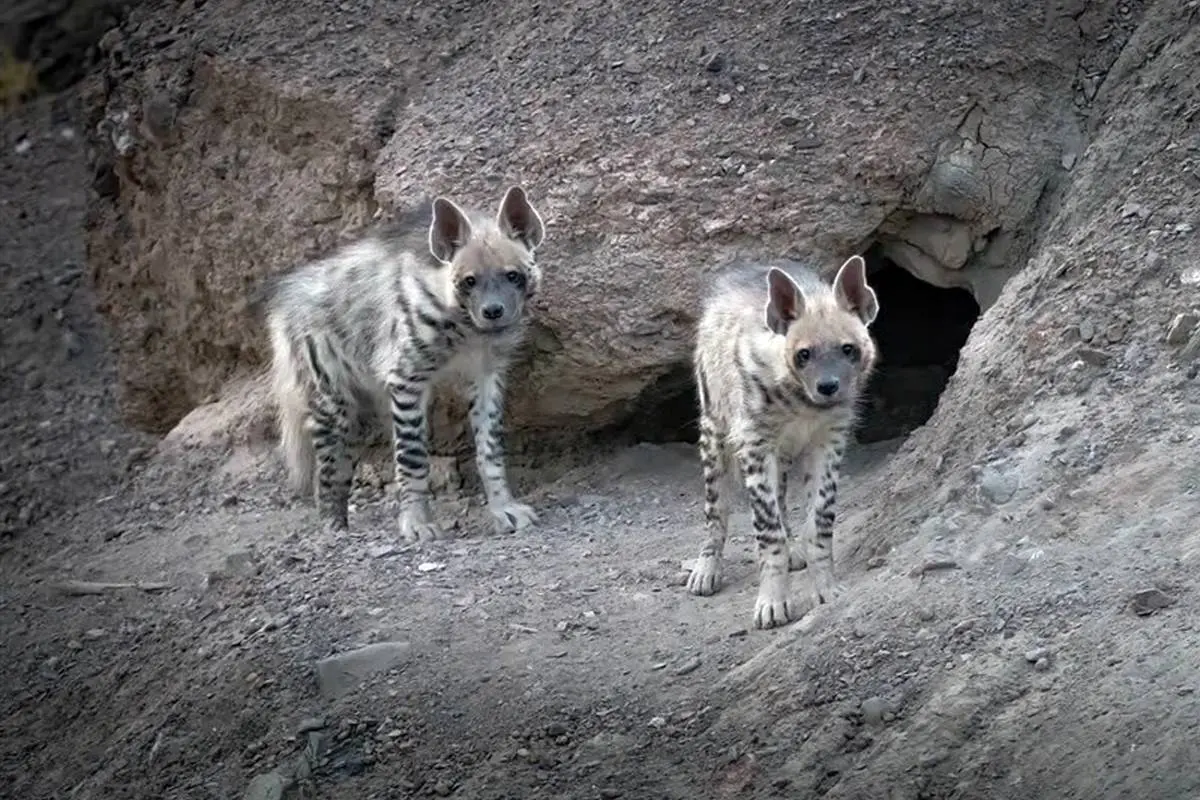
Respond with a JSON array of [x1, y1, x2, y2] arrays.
[[265, 186, 546, 542], [688, 255, 879, 629]]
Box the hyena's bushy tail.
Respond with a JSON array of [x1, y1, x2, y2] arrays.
[[268, 320, 315, 498]]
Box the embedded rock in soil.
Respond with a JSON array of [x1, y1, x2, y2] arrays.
[[85, 0, 1079, 452]]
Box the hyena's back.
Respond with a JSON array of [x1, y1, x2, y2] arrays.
[[265, 237, 422, 496]]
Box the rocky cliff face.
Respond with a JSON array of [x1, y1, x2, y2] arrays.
[[82, 0, 1112, 452]]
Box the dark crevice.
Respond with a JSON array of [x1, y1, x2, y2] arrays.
[[856, 243, 981, 444]]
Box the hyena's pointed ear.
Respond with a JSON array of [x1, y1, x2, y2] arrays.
[[496, 185, 545, 252], [765, 267, 806, 336], [833, 255, 879, 325], [428, 197, 473, 263]]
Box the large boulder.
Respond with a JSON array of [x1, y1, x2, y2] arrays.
[[84, 0, 1101, 452]]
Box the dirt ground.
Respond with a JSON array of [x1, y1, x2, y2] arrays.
[[5, 3, 1200, 798], [0, 92, 893, 800]]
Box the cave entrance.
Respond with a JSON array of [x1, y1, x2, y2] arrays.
[[855, 243, 981, 444]]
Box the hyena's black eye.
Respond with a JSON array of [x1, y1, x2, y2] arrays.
[[794, 348, 811, 367], [841, 343, 860, 361], [460, 275, 477, 291], [505, 270, 526, 287]]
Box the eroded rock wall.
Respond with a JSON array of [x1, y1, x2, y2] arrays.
[[85, 1, 1111, 452]]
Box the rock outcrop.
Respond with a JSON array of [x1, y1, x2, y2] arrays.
[[83, 0, 1103, 450]]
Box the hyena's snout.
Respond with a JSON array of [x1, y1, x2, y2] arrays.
[[815, 377, 840, 397], [481, 302, 505, 320]]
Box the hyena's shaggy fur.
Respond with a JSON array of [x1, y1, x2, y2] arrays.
[[265, 185, 547, 542], [688, 255, 880, 629]]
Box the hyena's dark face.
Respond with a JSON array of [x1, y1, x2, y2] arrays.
[[428, 186, 546, 333], [784, 317, 876, 408], [765, 257, 880, 408], [452, 252, 538, 333]]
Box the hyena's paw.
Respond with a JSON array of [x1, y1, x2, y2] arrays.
[[686, 554, 723, 596], [753, 572, 796, 630], [489, 500, 538, 534], [800, 567, 846, 612], [398, 508, 449, 543], [318, 506, 349, 533], [787, 545, 808, 572]]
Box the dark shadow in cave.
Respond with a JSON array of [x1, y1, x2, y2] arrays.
[[619, 362, 701, 445], [855, 243, 981, 444]]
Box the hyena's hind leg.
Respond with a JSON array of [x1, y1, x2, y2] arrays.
[[687, 411, 734, 596], [303, 338, 355, 531]]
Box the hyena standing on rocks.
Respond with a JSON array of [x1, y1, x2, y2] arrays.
[[687, 255, 879, 629], [265, 186, 547, 542]]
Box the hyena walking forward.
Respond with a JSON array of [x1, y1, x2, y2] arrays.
[[265, 186, 547, 541], [687, 255, 879, 629]]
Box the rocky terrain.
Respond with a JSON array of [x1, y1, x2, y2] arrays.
[[3, 0, 1200, 799]]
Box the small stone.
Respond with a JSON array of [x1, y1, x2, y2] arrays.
[[417, 561, 446, 572], [1024, 647, 1050, 663], [315, 641, 412, 699], [242, 772, 287, 800], [600, 790, 624, 799], [860, 696, 888, 726], [545, 722, 568, 738], [917, 607, 936, 622], [1166, 312, 1199, 346], [298, 717, 327, 734], [704, 52, 726, 72], [716, 93, 732, 105], [84, 628, 107, 640], [1076, 346, 1111, 366], [1129, 588, 1174, 616], [369, 544, 400, 558], [648, 716, 667, 728], [979, 467, 1019, 505], [701, 219, 735, 236], [432, 780, 453, 797], [1078, 319, 1096, 342], [673, 656, 702, 676], [778, 114, 801, 127], [1033, 657, 1051, 672]]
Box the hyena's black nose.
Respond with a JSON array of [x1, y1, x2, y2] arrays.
[[816, 379, 840, 397], [482, 304, 504, 320]]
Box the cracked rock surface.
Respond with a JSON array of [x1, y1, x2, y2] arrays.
[[84, 0, 1111, 447]]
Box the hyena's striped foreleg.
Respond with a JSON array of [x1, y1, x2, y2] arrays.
[[304, 338, 354, 531], [387, 362, 446, 543], [777, 454, 808, 571], [468, 367, 538, 534], [687, 411, 732, 596], [795, 433, 849, 611], [735, 430, 796, 629]]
